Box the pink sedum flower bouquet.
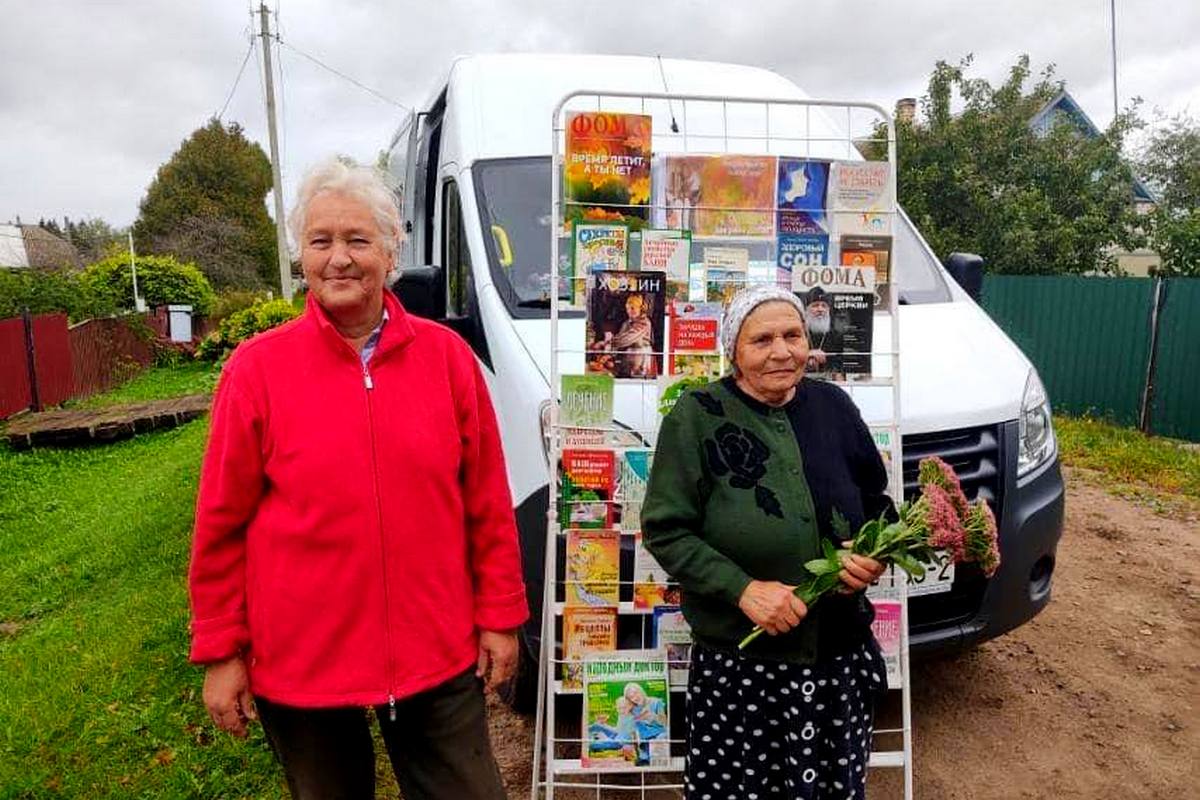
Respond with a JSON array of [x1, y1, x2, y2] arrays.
[[739, 456, 1000, 650]]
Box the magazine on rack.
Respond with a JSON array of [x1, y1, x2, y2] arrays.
[[633, 531, 679, 610], [562, 606, 618, 690], [868, 585, 902, 689], [560, 374, 614, 447], [560, 448, 615, 529], [617, 449, 653, 531], [659, 155, 776, 237], [564, 112, 652, 229], [829, 160, 894, 213], [571, 223, 629, 307], [777, 158, 831, 235], [652, 606, 692, 688], [702, 246, 749, 306], [565, 529, 620, 607], [586, 270, 667, 379], [792, 263, 875, 375], [840, 234, 892, 309], [582, 651, 671, 769]]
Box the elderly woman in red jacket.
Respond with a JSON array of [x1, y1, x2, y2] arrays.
[[189, 157, 527, 799]]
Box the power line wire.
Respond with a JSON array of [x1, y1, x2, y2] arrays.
[[216, 38, 256, 121], [276, 38, 409, 111]]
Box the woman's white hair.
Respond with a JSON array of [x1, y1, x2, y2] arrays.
[[287, 157, 404, 258]]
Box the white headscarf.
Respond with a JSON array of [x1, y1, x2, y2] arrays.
[[720, 284, 808, 366]]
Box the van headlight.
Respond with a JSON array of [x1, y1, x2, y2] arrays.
[[1017, 369, 1055, 478]]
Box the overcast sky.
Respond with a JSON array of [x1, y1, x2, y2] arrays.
[[1, 0, 1196, 229]]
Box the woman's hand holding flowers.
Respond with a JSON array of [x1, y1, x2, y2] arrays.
[[837, 544, 886, 594], [738, 580, 809, 636]]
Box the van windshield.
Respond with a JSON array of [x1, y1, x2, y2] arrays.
[[472, 157, 950, 317]]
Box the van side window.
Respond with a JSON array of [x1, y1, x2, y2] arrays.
[[442, 180, 472, 318]]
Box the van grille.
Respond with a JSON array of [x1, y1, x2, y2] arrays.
[[901, 424, 1003, 633]]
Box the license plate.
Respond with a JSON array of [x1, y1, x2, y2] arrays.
[[906, 551, 954, 596]]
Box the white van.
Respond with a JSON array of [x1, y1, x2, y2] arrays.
[[385, 54, 1064, 708]]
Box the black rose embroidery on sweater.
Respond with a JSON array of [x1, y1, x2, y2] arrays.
[[703, 423, 783, 518], [692, 392, 725, 417]]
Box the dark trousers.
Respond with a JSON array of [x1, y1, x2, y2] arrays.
[[256, 668, 507, 800]]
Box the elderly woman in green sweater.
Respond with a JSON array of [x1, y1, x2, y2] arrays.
[[642, 284, 891, 800]]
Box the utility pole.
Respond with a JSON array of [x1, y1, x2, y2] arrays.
[[259, 3, 293, 300], [1110, 0, 1119, 120]]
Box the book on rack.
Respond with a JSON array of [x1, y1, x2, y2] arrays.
[[562, 606, 618, 690], [829, 160, 894, 213], [656, 358, 721, 418], [658, 154, 776, 237], [560, 448, 616, 529], [702, 246, 749, 306], [585, 270, 667, 379], [639, 229, 691, 283], [633, 531, 680, 610], [871, 427, 897, 497], [582, 650, 671, 769], [617, 449, 654, 531], [652, 606, 693, 688], [564, 112, 652, 230], [792, 262, 875, 376], [566, 528, 620, 607], [561, 374, 614, 447], [840, 234, 892, 309], [868, 586, 902, 689], [776, 158, 831, 236], [571, 223, 629, 307]]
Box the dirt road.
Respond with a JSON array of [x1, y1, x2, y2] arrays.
[[488, 468, 1200, 799]]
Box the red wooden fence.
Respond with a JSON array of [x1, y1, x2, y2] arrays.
[[0, 317, 31, 418], [0, 312, 163, 420], [70, 317, 154, 399]]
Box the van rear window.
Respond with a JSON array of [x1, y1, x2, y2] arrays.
[[473, 158, 949, 318]]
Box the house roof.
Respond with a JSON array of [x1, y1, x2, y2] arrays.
[[1029, 90, 1156, 203], [0, 224, 81, 270]]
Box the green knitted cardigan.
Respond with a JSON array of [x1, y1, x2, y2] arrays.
[[641, 379, 827, 664]]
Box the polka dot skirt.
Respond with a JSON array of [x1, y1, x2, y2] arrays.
[[685, 640, 885, 800]]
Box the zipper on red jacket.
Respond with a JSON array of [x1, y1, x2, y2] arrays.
[[362, 361, 396, 715]]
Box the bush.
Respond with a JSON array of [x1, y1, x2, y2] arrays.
[[196, 298, 301, 362], [209, 288, 272, 323], [0, 268, 117, 322], [81, 253, 216, 316]]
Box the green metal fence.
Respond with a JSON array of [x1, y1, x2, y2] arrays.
[[980, 275, 1200, 442]]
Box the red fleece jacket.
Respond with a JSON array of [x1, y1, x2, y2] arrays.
[[188, 291, 528, 707]]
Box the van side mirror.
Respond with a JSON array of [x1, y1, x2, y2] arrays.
[[392, 265, 445, 319], [944, 252, 984, 302]]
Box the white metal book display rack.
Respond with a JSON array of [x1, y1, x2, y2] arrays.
[[532, 89, 914, 800]]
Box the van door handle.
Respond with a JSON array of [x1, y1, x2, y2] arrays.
[[491, 224, 514, 268]]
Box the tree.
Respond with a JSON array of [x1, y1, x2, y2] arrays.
[[153, 215, 265, 290], [1136, 114, 1200, 276], [64, 217, 125, 263], [863, 56, 1142, 275], [134, 119, 278, 290]]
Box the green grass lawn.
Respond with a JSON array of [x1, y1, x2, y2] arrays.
[[71, 362, 218, 409], [1054, 415, 1200, 500], [0, 420, 286, 798]]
